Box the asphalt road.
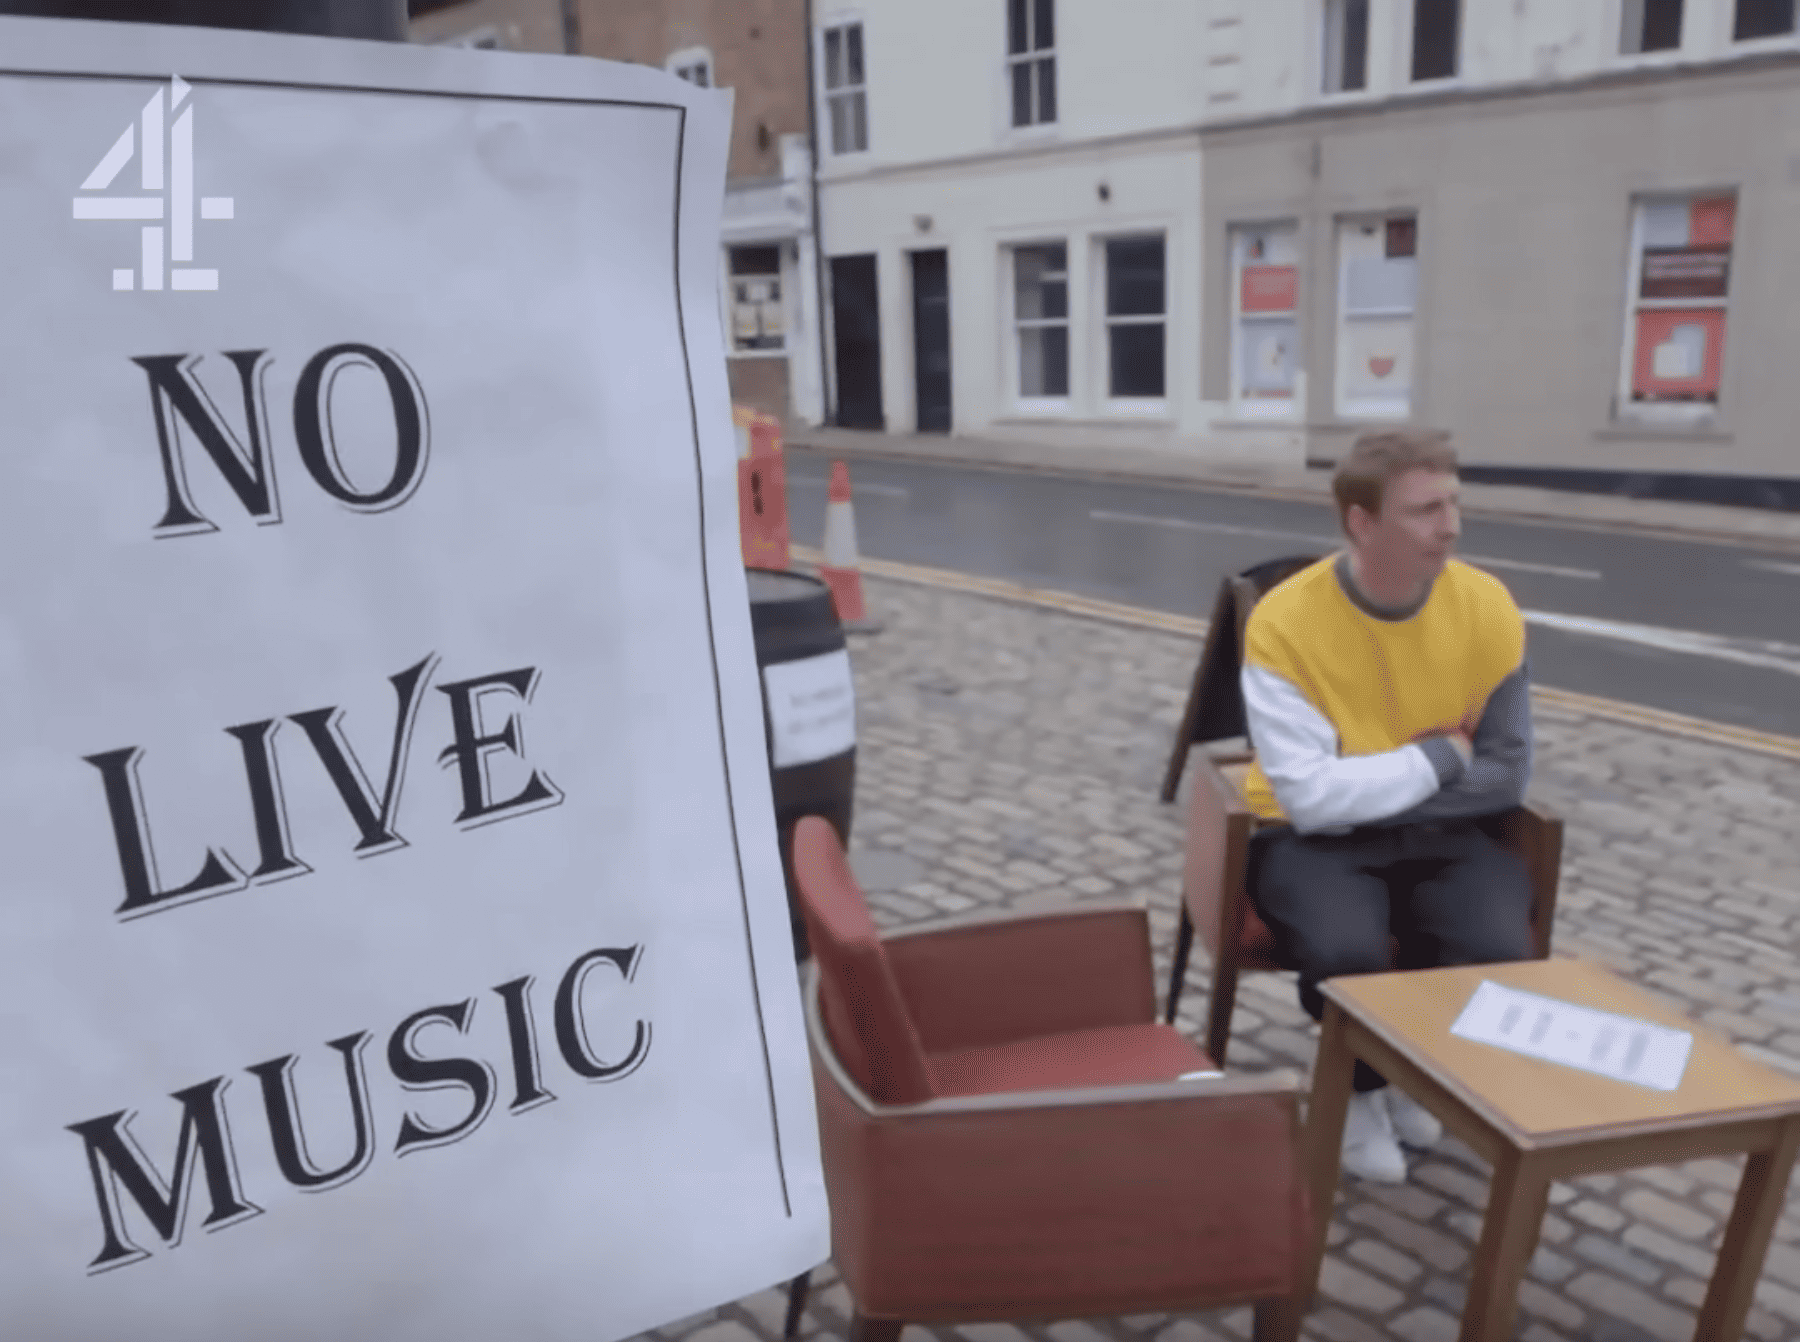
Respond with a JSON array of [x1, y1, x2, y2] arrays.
[[784, 448, 1800, 739]]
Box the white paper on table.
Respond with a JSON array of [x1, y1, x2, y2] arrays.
[[1450, 981, 1694, 1091]]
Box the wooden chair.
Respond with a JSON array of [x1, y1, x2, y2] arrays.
[[1165, 750, 1564, 1065], [1159, 555, 1323, 804], [786, 816, 1313, 1342]]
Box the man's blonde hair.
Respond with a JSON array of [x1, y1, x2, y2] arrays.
[[1332, 429, 1459, 531]]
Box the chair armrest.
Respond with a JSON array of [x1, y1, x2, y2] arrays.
[[1489, 800, 1564, 958], [814, 1042, 1310, 1318], [882, 901, 1158, 1054], [1182, 754, 1259, 961]]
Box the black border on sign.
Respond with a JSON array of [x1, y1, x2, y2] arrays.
[[5, 66, 791, 1214]]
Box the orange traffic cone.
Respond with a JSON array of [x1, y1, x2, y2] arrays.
[[818, 461, 880, 633]]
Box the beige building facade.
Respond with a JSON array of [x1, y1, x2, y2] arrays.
[[1203, 0, 1800, 507]]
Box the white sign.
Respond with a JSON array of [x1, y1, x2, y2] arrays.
[[764, 650, 857, 768], [1451, 981, 1694, 1092], [0, 16, 826, 1341]]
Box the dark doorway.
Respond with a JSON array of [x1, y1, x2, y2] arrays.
[[829, 254, 884, 429], [910, 249, 952, 433]]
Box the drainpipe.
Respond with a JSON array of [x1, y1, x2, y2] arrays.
[[0, 0, 406, 38], [802, 0, 834, 427], [558, 0, 579, 55]]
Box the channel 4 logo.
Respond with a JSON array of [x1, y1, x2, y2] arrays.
[[73, 75, 235, 292]]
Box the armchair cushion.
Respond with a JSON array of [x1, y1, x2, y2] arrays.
[[930, 1023, 1209, 1099], [794, 817, 936, 1105]]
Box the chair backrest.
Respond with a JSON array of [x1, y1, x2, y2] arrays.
[[1181, 755, 1257, 960], [791, 816, 936, 1105], [1181, 555, 1325, 752]]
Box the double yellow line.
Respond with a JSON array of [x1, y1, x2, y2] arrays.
[[789, 545, 1800, 764]]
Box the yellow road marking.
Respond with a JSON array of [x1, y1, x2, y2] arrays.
[[788, 545, 1800, 763]]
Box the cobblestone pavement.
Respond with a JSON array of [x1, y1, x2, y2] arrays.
[[641, 574, 1800, 1342]]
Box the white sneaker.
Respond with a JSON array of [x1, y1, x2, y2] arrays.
[[1340, 1090, 1408, 1183], [1383, 1088, 1444, 1149]]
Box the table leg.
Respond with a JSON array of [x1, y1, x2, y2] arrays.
[[1300, 1002, 1356, 1311], [1694, 1118, 1800, 1342], [1460, 1147, 1549, 1342]]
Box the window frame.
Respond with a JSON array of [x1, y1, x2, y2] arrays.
[[1229, 222, 1303, 422], [1406, 0, 1462, 85], [1320, 0, 1371, 97], [439, 25, 504, 49], [818, 16, 871, 157], [1008, 239, 1073, 414], [1730, 0, 1798, 45], [1334, 212, 1419, 421], [725, 244, 787, 357], [666, 46, 714, 88], [1099, 232, 1169, 414], [1613, 194, 1735, 426], [1006, 0, 1058, 130], [1616, 0, 1688, 56]]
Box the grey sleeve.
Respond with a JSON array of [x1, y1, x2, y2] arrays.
[[1383, 662, 1533, 823]]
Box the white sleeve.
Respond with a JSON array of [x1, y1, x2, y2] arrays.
[[1242, 664, 1447, 834]]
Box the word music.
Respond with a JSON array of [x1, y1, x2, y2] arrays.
[[69, 944, 651, 1273]]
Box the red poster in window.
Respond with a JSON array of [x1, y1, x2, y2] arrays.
[[1689, 196, 1736, 247], [1241, 264, 1298, 313], [1631, 308, 1726, 402]]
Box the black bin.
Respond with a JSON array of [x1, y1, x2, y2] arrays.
[[745, 569, 856, 961]]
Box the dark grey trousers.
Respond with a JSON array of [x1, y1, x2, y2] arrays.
[[1248, 818, 1535, 1093]]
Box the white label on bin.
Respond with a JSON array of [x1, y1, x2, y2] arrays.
[[764, 649, 857, 767]]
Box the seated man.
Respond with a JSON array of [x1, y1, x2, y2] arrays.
[[1240, 429, 1535, 1183]]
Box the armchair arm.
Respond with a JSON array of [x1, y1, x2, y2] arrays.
[[882, 900, 1158, 1054], [1487, 799, 1564, 959]]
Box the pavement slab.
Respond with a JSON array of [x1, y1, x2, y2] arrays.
[[631, 573, 1800, 1342]]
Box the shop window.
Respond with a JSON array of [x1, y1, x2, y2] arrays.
[[1323, 0, 1369, 93], [822, 21, 868, 154], [1411, 0, 1460, 81], [1621, 0, 1684, 53], [1734, 0, 1796, 40], [1013, 243, 1069, 401], [1619, 195, 1733, 415], [1007, 0, 1057, 127], [1336, 215, 1416, 419], [729, 245, 785, 352], [1105, 236, 1165, 400], [1231, 225, 1301, 418]]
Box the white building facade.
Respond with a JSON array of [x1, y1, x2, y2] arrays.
[[811, 1, 1284, 461]]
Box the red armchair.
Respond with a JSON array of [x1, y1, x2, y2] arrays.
[[788, 815, 1313, 1342]]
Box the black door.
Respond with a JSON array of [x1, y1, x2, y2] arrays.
[[829, 254, 884, 429], [910, 249, 952, 433]]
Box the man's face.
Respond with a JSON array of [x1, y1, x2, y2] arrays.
[[1350, 467, 1461, 586]]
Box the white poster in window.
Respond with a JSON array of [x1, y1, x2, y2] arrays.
[[1337, 315, 1413, 416], [1240, 316, 1298, 396], [1651, 323, 1707, 380], [0, 16, 826, 1342]]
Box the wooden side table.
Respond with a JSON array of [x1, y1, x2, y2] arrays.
[[1292, 956, 1800, 1342]]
